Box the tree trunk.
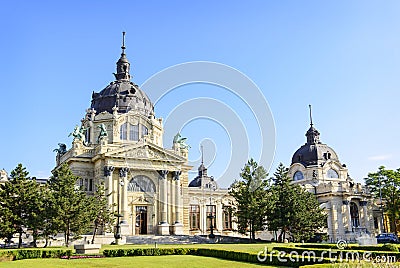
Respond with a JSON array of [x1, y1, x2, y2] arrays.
[[91, 224, 98, 244], [44, 237, 48, 248], [18, 229, 23, 248]]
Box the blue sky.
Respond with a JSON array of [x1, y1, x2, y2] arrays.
[[0, 1, 399, 187]]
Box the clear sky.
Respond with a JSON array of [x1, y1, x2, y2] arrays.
[[0, 1, 399, 187]]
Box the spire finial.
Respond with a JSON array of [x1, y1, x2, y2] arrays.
[[121, 31, 126, 54], [309, 104, 313, 127], [201, 144, 204, 165]]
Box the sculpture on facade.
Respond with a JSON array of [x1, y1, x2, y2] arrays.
[[173, 132, 190, 149], [53, 143, 67, 155], [97, 123, 108, 142], [69, 125, 86, 141]]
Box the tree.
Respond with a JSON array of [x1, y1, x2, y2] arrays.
[[268, 163, 327, 242], [48, 163, 93, 246], [89, 182, 115, 244], [229, 159, 273, 241], [365, 166, 400, 233], [0, 164, 42, 248]]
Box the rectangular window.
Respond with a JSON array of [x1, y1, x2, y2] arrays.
[[84, 178, 89, 191], [88, 179, 93, 192], [223, 206, 232, 230], [85, 127, 91, 144], [120, 123, 127, 140], [189, 205, 200, 230], [130, 124, 139, 141], [206, 205, 216, 231]]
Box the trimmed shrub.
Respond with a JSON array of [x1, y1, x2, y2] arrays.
[[102, 248, 196, 257], [382, 244, 399, 252], [0, 249, 72, 261]]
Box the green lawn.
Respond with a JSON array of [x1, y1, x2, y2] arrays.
[[100, 242, 276, 254], [0, 255, 282, 268]]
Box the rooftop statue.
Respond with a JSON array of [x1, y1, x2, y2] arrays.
[[69, 125, 86, 141], [97, 123, 108, 142], [53, 143, 67, 155], [173, 132, 190, 150]]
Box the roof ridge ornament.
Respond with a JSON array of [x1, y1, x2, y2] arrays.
[[306, 105, 320, 145], [114, 32, 131, 81]]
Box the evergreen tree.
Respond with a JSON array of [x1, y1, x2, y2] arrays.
[[269, 163, 327, 242], [365, 166, 400, 233], [0, 164, 42, 248], [229, 159, 272, 241], [89, 182, 115, 244], [48, 163, 93, 246]]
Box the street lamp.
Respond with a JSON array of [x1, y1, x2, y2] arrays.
[[208, 177, 215, 239], [114, 179, 124, 244]]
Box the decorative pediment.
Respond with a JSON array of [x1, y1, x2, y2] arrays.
[[105, 142, 185, 163], [95, 111, 113, 121]]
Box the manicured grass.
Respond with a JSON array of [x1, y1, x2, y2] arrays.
[[0, 255, 282, 268], [100, 242, 277, 254]]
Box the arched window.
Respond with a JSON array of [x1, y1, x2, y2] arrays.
[[142, 125, 148, 137], [326, 169, 339, 179], [129, 124, 139, 141], [120, 123, 127, 140], [293, 171, 304, 181], [350, 202, 360, 227], [85, 127, 91, 144], [128, 175, 155, 192]]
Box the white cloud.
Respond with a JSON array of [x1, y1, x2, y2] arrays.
[[367, 154, 392, 161]]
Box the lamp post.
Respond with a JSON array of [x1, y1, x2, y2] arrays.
[[208, 177, 215, 239], [378, 176, 386, 233], [114, 179, 124, 244]]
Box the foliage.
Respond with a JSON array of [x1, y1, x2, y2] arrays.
[[0, 248, 72, 261], [381, 243, 399, 252], [48, 163, 93, 246], [89, 182, 115, 244], [364, 166, 400, 233], [103, 248, 197, 257], [229, 159, 273, 241], [268, 163, 327, 242], [0, 164, 43, 248]]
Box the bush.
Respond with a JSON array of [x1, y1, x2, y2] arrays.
[[381, 244, 399, 252], [0, 249, 73, 261], [102, 248, 196, 257]]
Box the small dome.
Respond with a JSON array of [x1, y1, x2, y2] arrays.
[[291, 124, 339, 167], [90, 32, 154, 116], [91, 81, 153, 116], [292, 143, 339, 167]]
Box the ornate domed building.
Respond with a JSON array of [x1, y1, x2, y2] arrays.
[[54, 33, 192, 237], [288, 107, 378, 242]]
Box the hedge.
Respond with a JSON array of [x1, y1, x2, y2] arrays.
[[296, 243, 399, 252], [273, 246, 400, 262], [103, 248, 196, 257], [0, 249, 72, 261], [103, 248, 332, 267]]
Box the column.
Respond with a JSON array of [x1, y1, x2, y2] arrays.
[[104, 166, 114, 208], [173, 171, 184, 235], [336, 201, 344, 239], [119, 168, 129, 222], [326, 202, 333, 242], [343, 200, 352, 232], [360, 201, 368, 229], [157, 170, 169, 235]]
